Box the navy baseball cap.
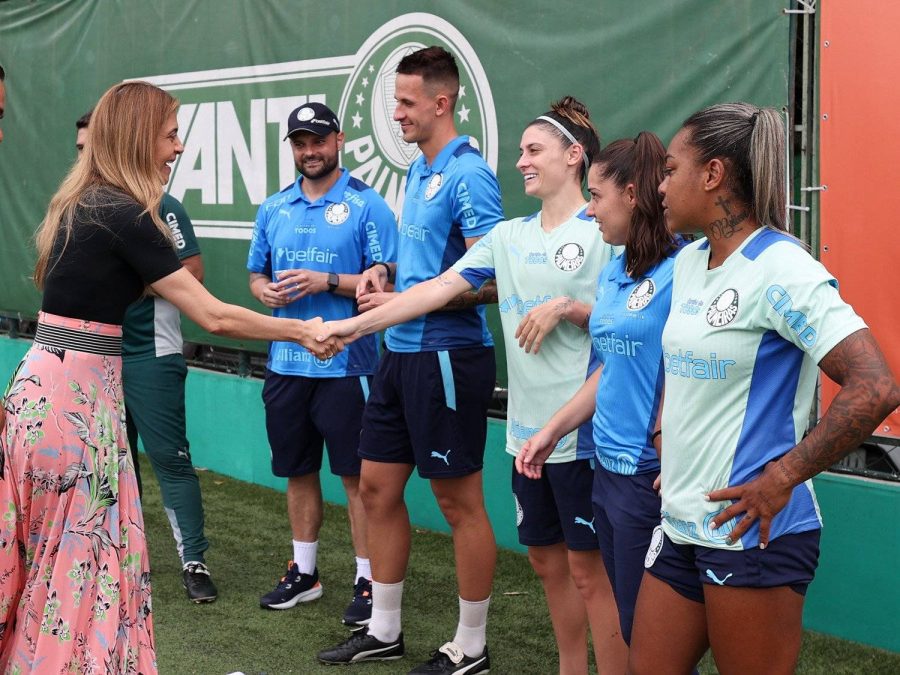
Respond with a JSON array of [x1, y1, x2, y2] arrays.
[[284, 102, 340, 139]]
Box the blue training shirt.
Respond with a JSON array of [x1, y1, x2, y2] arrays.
[[247, 168, 398, 377], [590, 245, 682, 475], [386, 136, 504, 352]]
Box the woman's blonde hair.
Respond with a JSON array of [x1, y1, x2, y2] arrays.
[[34, 81, 179, 287]]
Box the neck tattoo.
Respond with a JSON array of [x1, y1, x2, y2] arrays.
[[708, 196, 748, 239]]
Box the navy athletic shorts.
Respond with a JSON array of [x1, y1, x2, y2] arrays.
[[644, 527, 821, 603], [358, 347, 495, 479], [511, 459, 599, 550], [591, 466, 662, 644], [262, 371, 370, 477]]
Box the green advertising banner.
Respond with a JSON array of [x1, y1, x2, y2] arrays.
[[0, 0, 791, 387]]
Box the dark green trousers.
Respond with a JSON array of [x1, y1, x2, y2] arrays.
[[123, 353, 209, 564]]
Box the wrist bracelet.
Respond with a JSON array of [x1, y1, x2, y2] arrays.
[[650, 429, 662, 443], [367, 261, 394, 284]]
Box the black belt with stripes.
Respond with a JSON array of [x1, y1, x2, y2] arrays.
[[34, 322, 122, 356]]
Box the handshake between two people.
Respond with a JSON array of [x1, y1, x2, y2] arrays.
[[307, 262, 397, 358]]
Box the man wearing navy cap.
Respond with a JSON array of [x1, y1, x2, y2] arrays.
[[248, 102, 397, 624]]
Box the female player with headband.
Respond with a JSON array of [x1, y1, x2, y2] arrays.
[[318, 97, 626, 674]]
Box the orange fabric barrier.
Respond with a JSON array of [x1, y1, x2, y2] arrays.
[[819, 1, 900, 439]]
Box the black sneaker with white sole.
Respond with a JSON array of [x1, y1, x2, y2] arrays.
[[317, 627, 404, 664], [259, 562, 323, 610], [408, 642, 490, 674], [342, 577, 373, 628], [182, 562, 218, 603]]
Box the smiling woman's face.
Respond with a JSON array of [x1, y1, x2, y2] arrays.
[[154, 111, 183, 184]]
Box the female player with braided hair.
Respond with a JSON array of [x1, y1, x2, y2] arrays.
[[319, 97, 627, 674]]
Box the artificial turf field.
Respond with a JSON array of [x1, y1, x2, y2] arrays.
[[141, 466, 899, 674]]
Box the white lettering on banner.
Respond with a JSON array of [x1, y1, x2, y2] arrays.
[[172, 103, 216, 204], [170, 96, 326, 208], [145, 13, 497, 240], [216, 100, 266, 205]]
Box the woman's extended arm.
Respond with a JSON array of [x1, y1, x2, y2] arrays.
[[322, 270, 475, 341], [151, 267, 341, 357]]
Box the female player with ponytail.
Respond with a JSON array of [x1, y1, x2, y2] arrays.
[[625, 103, 899, 674], [517, 130, 681, 659]]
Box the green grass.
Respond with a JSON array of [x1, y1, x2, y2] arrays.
[[140, 466, 900, 674]]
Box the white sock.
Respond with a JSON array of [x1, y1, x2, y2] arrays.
[[453, 596, 490, 657], [367, 579, 404, 643], [355, 556, 372, 582], [292, 539, 318, 575]]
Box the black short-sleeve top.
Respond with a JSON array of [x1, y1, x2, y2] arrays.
[[41, 191, 183, 325]]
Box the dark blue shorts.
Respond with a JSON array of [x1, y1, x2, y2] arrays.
[[359, 347, 495, 479], [591, 466, 661, 644], [262, 371, 370, 477], [644, 527, 821, 603], [511, 459, 599, 550]]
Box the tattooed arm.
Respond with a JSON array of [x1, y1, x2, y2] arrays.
[[434, 234, 498, 311], [781, 329, 900, 480], [436, 279, 498, 311], [708, 328, 900, 546], [515, 296, 593, 354]]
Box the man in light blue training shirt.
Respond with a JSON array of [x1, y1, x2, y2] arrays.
[[248, 102, 397, 625]]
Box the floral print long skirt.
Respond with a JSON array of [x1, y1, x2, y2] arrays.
[[0, 313, 156, 674]]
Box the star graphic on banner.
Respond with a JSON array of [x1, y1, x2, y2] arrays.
[[459, 84, 466, 98], [352, 112, 363, 128], [458, 104, 471, 123], [355, 93, 365, 106], [368, 64, 374, 73], [362, 77, 369, 87]]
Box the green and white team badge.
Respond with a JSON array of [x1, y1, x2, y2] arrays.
[[325, 202, 350, 226], [424, 173, 443, 200], [338, 13, 498, 214], [627, 279, 656, 311], [554, 243, 585, 272], [706, 288, 740, 327]]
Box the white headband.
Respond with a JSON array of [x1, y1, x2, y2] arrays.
[[537, 115, 590, 178]]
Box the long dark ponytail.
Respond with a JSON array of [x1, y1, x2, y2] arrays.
[[594, 131, 674, 278]]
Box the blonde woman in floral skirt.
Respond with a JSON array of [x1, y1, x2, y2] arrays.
[[0, 81, 340, 673]]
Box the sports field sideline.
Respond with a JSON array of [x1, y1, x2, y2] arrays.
[[141, 467, 899, 674]]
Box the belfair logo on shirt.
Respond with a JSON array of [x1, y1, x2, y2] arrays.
[[338, 14, 498, 215], [499, 294, 552, 316], [325, 202, 350, 226], [706, 288, 739, 327], [276, 246, 339, 265], [554, 243, 585, 271], [626, 279, 656, 311]]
